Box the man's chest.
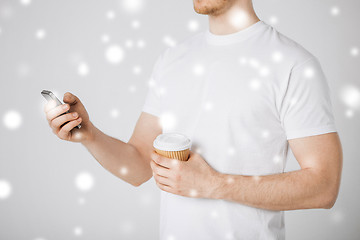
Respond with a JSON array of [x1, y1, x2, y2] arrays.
[[157, 56, 280, 132]]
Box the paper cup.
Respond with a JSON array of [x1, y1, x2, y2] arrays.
[[153, 133, 192, 161]]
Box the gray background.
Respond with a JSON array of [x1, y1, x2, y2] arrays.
[[0, 0, 359, 239]]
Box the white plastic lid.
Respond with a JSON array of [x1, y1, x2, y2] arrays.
[[153, 133, 192, 151]]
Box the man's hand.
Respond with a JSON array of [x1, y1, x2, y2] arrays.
[[150, 150, 221, 198]]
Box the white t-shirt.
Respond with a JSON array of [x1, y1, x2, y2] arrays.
[[142, 20, 337, 240]]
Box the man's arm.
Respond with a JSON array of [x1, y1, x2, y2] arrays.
[[82, 112, 162, 187], [150, 132, 343, 210], [213, 132, 343, 210]]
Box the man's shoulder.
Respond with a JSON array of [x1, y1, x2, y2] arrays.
[[158, 31, 205, 63], [264, 23, 316, 67]]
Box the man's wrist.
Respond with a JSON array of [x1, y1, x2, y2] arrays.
[[81, 121, 97, 146], [209, 172, 228, 200]]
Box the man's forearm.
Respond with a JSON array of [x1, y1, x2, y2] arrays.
[[212, 168, 334, 211], [81, 122, 151, 186]]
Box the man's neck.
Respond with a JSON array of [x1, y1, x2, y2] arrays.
[[208, 1, 260, 35]]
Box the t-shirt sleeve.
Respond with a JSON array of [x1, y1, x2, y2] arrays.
[[142, 53, 164, 118], [279, 56, 337, 140]]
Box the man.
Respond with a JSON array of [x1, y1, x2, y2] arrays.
[[44, 0, 343, 239]]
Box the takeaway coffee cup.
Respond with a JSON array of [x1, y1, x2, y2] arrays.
[[153, 133, 192, 161]]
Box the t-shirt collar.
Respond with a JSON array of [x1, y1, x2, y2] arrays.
[[204, 20, 267, 45]]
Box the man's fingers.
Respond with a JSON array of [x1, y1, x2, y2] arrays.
[[150, 160, 171, 177], [58, 118, 82, 140], [151, 151, 178, 169], [44, 99, 58, 114], [46, 104, 69, 122], [51, 112, 79, 130], [153, 173, 172, 186]]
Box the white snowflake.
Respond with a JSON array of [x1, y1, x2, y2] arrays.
[[269, 16, 278, 25], [163, 35, 177, 47], [3, 110, 22, 130], [160, 112, 177, 130], [77, 62, 89, 76], [105, 45, 125, 64], [188, 19, 199, 31], [0, 180, 12, 199], [340, 85, 360, 109], [330, 6, 340, 16], [35, 29, 46, 39], [75, 172, 94, 192]]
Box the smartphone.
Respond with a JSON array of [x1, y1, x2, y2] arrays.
[[41, 90, 81, 129]]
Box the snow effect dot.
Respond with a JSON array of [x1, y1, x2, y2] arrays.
[[194, 147, 202, 154], [269, 16, 278, 25], [273, 154, 282, 164], [262, 130, 270, 138], [77, 62, 89, 76], [101, 34, 110, 43], [0, 180, 12, 199], [20, 0, 32, 6], [188, 19, 199, 32], [193, 64, 205, 76], [147, 78, 156, 87], [238, 56, 247, 65], [163, 35, 177, 47], [225, 232, 235, 240], [3, 110, 22, 130], [253, 175, 261, 182], [110, 108, 119, 118], [159, 86, 167, 96], [204, 101, 213, 111], [137, 39, 146, 48], [131, 20, 140, 29], [259, 66, 270, 77], [330, 6, 340, 16], [290, 97, 297, 105], [105, 45, 125, 64], [228, 8, 247, 29], [166, 235, 176, 240], [272, 51, 283, 62], [125, 39, 133, 48], [171, 159, 179, 167], [304, 67, 314, 78], [128, 85, 136, 93], [133, 65, 142, 75], [160, 112, 177, 130], [189, 189, 198, 197], [350, 47, 359, 57], [210, 210, 218, 218], [120, 167, 128, 176], [226, 177, 234, 184], [249, 78, 261, 90], [35, 29, 46, 39], [74, 226, 83, 236], [121, 0, 144, 13], [75, 172, 94, 192], [340, 85, 360, 109], [227, 146, 235, 156], [345, 109, 354, 118], [106, 10, 115, 19]]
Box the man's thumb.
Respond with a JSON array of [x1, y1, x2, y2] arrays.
[[63, 92, 77, 105]]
